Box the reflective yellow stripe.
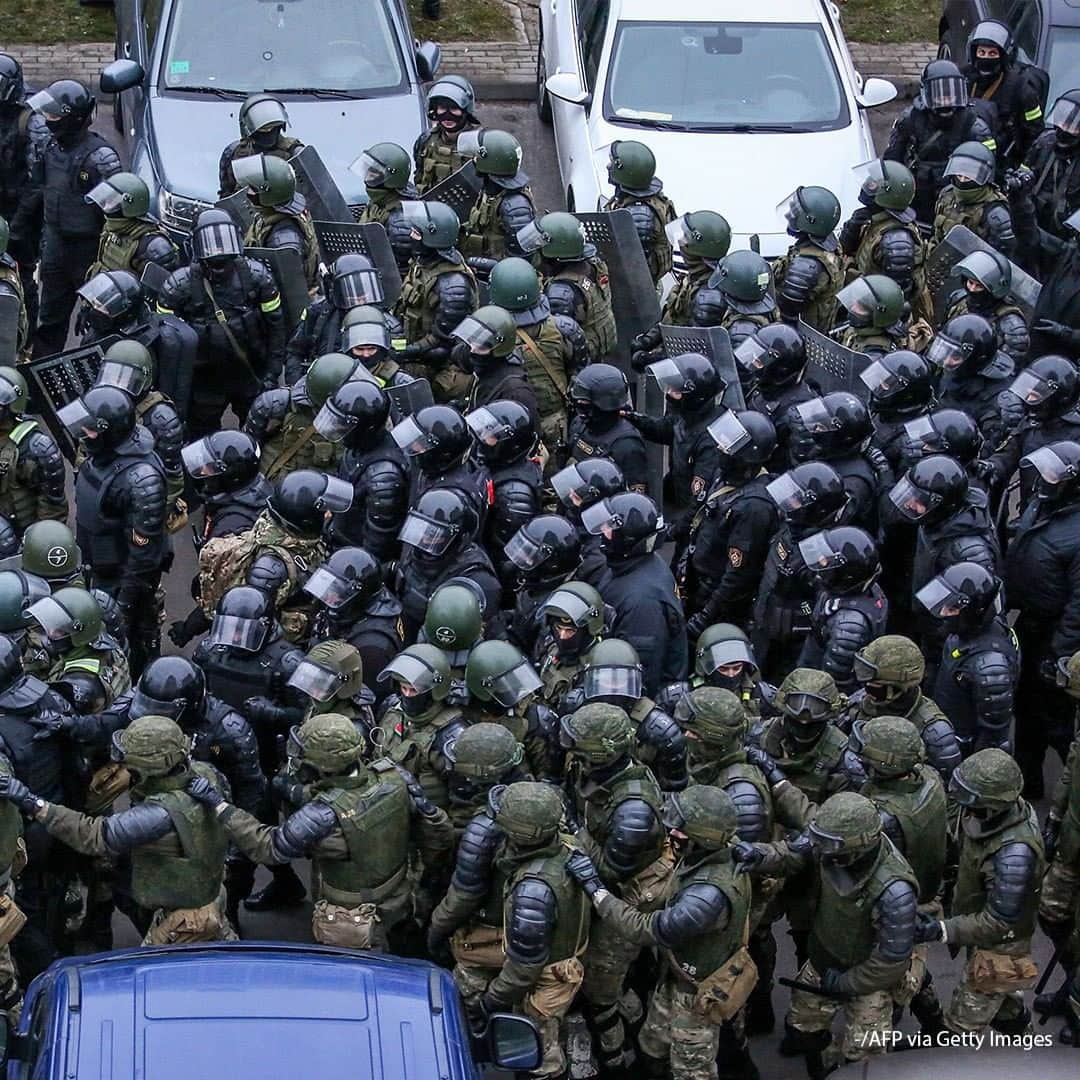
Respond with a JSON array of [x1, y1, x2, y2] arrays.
[[391, 338, 407, 351], [951, 649, 961, 659], [260, 294, 282, 313], [64, 658, 101, 675], [1025, 107, 1043, 121], [983, 138, 997, 150], [156, 304, 174, 314], [9, 420, 37, 444]]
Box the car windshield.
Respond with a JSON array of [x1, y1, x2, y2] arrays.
[[603, 21, 848, 132], [161, 0, 407, 96], [1046, 27, 1080, 111]]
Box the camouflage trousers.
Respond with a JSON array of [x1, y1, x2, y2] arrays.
[[893, 900, 942, 1008], [787, 961, 895, 1067], [944, 948, 1034, 1034], [579, 913, 645, 1062], [141, 889, 237, 946], [1039, 857, 1080, 962], [637, 978, 733, 1080]]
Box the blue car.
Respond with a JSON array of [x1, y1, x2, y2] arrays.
[[0, 943, 540, 1079]]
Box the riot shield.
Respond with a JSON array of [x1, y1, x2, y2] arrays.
[[0, 292, 21, 366], [576, 210, 661, 374], [215, 190, 255, 233], [798, 321, 873, 401], [246, 246, 309, 331], [423, 162, 482, 222], [24, 338, 117, 461], [387, 377, 434, 423], [659, 324, 745, 411], [139, 262, 170, 303], [290, 145, 353, 224], [640, 369, 666, 505], [312, 220, 402, 305], [925, 224, 1041, 322]]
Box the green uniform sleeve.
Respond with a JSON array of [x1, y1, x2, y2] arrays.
[[941, 855, 1017, 948], [484, 957, 546, 1010], [430, 883, 486, 939], [595, 891, 661, 946], [41, 803, 109, 857], [219, 804, 287, 865]]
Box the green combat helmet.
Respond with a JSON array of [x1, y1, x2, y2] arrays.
[[558, 701, 635, 765], [695, 622, 759, 681], [540, 581, 605, 639], [531, 211, 588, 262], [943, 141, 996, 202], [836, 274, 905, 329], [859, 159, 916, 213], [424, 583, 484, 665], [111, 714, 190, 780], [608, 140, 657, 197], [956, 248, 1012, 300], [239, 93, 289, 138], [668, 210, 731, 263], [340, 307, 392, 355], [452, 305, 518, 358], [465, 640, 542, 709], [949, 748, 1023, 810], [448, 722, 525, 783], [714, 250, 772, 305], [581, 638, 643, 703], [775, 668, 843, 746], [464, 129, 524, 183], [305, 352, 360, 411], [291, 712, 366, 776], [0, 367, 28, 416], [0, 569, 49, 636], [98, 340, 154, 400], [1055, 651, 1080, 700], [85, 171, 151, 219], [380, 643, 452, 702], [854, 715, 925, 779], [853, 635, 925, 714], [352, 142, 412, 192], [675, 687, 747, 751], [402, 200, 461, 252], [495, 780, 564, 845], [28, 586, 104, 648], [785, 185, 841, 240], [488, 257, 549, 325], [21, 521, 82, 583], [288, 640, 365, 704], [232, 153, 297, 208], [665, 784, 738, 849], [808, 791, 882, 861]]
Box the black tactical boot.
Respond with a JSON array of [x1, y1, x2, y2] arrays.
[[1036, 980, 1072, 1019], [991, 1007, 1032, 1037], [243, 863, 306, 911], [909, 973, 946, 1036]]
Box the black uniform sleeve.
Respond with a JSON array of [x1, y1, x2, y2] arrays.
[[359, 458, 410, 561], [821, 608, 875, 693], [101, 802, 174, 855], [21, 429, 67, 521], [249, 261, 286, 384], [246, 551, 292, 596], [430, 271, 478, 343], [218, 711, 270, 819], [271, 800, 339, 861], [122, 461, 168, 575], [883, 109, 915, 163]]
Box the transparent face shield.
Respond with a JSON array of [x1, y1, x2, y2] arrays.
[[26, 88, 67, 121], [380, 653, 440, 695], [192, 221, 243, 260], [835, 279, 876, 322], [551, 463, 590, 508], [77, 275, 126, 318], [244, 98, 288, 135], [580, 499, 616, 536], [287, 659, 343, 703], [208, 612, 268, 652], [130, 685, 184, 722], [915, 576, 964, 619], [793, 398, 833, 434], [766, 472, 812, 514], [539, 590, 594, 629], [182, 438, 229, 479], [465, 406, 507, 448], [514, 220, 547, 255], [1065, 208, 1080, 237], [390, 415, 435, 457], [398, 511, 457, 555], [303, 565, 357, 610], [487, 660, 543, 708], [97, 360, 149, 397], [645, 358, 687, 395], [336, 268, 384, 308], [1009, 368, 1053, 406], [859, 359, 906, 399], [56, 398, 98, 442], [231, 155, 269, 194], [452, 316, 498, 353], [665, 215, 694, 250], [853, 158, 888, 202], [924, 75, 968, 109], [0, 372, 21, 408], [706, 411, 751, 455], [504, 529, 550, 571], [888, 475, 936, 522], [944, 151, 993, 187], [342, 320, 390, 355], [699, 638, 755, 675], [456, 129, 483, 159], [27, 595, 75, 641], [1049, 96, 1080, 136], [315, 475, 354, 514], [584, 663, 643, 701], [1022, 444, 1077, 488], [86, 179, 127, 215], [926, 333, 965, 371], [797, 531, 843, 574], [399, 200, 434, 239], [312, 399, 360, 442], [735, 335, 770, 374], [350, 150, 389, 187]]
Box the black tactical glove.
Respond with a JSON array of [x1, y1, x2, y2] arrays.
[[1043, 814, 1061, 864], [1035, 319, 1080, 350], [914, 912, 944, 943], [685, 612, 711, 642], [970, 458, 998, 485], [399, 343, 424, 360], [243, 696, 290, 727], [818, 968, 853, 1000], [271, 773, 307, 808], [732, 841, 765, 874], [1004, 167, 1035, 196], [426, 926, 453, 968], [745, 745, 788, 788], [0, 775, 40, 815], [566, 850, 604, 898], [169, 607, 211, 648], [396, 766, 440, 820], [466, 995, 491, 1035], [29, 712, 78, 742], [186, 776, 224, 808], [621, 410, 650, 428]]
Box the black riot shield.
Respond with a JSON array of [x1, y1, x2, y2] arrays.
[[925, 224, 1042, 322], [290, 145, 353, 224], [640, 369, 666, 505], [215, 190, 255, 233], [312, 220, 402, 305], [423, 162, 482, 222], [246, 246, 309, 331], [387, 377, 434, 424], [24, 339, 117, 461], [659, 324, 745, 411], [0, 292, 21, 366], [139, 262, 170, 304], [798, 321, 873, 401], [576, 210, 661, 374]]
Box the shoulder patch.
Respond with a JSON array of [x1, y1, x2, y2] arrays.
[[728, 547, 743, 568]]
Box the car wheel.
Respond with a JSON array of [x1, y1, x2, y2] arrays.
[[536, 32, 553, 124]]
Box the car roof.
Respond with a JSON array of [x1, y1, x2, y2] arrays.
[[47, 944, 472, 1080], [611, 0, 828, 24]]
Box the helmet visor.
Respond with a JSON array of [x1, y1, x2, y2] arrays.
[[244, 98, 288, 134], [26, 88, 67, 120], [379, 652, 439, 692], [1009, 368, 1053, 406], [945, 150, 993, 186], [504, 528, 549, 571], [349, 150, 388, 186], [925, 75, 968, 109], [551, 463, 589, 507], [860, 359, 906, 398], [699, 637, 755, 673], [580, 499, 615, 536], [0, 371, 22, 407], [539, 590, 595, 628], [806, 820, 848, 855], [488, 660, 542, 708], [514, 220, 547, 255], [130, 686, 183, 721], [231, 155, 268, 192], [645, 358, 687, 393], [665, 216, 693, 250], [390, 415, 434, 456], [902, 415, 936, 446], [86, 179, 126, 214], [56, 398, 95, 440], [316, 475, 355, 514], [287, 658, 341, 702], [342, 320, 390, 353], [584, 663, 643, 700], [399, 200, 433, 233], [948, 769, 984, 808], [336, 268, 384, 307], [76, 275, 125, 317], [735, 336, 769, 373], [926, 333, 964, 371], [915, 576, 963, 619], [888, 475, 935, 522], [793, 397, 832, 433], [302, 566, 356, 610], [1049, 96, 1080, 136], [313, 401, 359, 442], [27, 595, 74, 640], [835, 279, 876, 319], [181, 438, 230, 478], [706, 411, 751, 455], [852, 652, 880, 684], [452, 316, 498, 352], [797, 531, 842, 573], [398, 510, 456, 555], [208, 612, 267, 652], [852, 157, 887, 193], [97, 360, 146, 396], [1021, 444, 1076, 485], [766, 472, 812, 514], [193, 220, 242, 259], [465, 406, 507, 447]]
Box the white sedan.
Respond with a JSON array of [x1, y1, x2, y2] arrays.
[[536, 0, 898, 256]]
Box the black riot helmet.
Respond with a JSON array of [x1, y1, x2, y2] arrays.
[[190, 208, 243, 264], [860, 350, 934, 421], [58, 386, 136, 454], [398, 488, 477, 561], [208, 585, 275, 653], [181, 430, 260, 496], [646, 353, 721, 414], [799, 526, 880, 594], [791, 392, 871, 460], [889, 455, 969, 525], [902, 408, 984, 468], [313, 379, 390, 448], [132, 657, 206, 727], [505, 514, 582, 588], [916, 561, 1001, 634], [927, 314, 999, 377], [968, 20, 1014, 77], [921, 59, 969, 116], [77, 270, 144, 332], [303, 546, 383, 618], [329, 253, 384, 310], [1009, 355, 1080, 422], [391, 405, 471, 474], [956, 248, 1012, 302], [551, 457, 625, 515], [1048, 90, 1080, 151], [0, 55, 23, 106], [0, 633, 23, 690], [28, 78, 94, 137], [465, 400, 537, 466], [1021, 440, 1080, 505], [569, 364, 632, 418], [706, 409, 777, 479], [583, 492, 662, 562], [735, 323, 806, 390], [766, 462, 848, 529], [266, 470, 353, 539]]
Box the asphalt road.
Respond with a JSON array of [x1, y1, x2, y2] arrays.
[[84, 96, 1072, 1072]]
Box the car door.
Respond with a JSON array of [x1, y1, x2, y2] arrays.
[[941, 0, 984, 61]]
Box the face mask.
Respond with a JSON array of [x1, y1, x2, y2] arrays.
[[931, 108, 959, 126], [783, 717, 826, 747], [964, 284, 996, 313], [706, 670, 744, 693], [400, 690, 434, 718], [203, 259, 232, 281], [1056, 130, 1080, 152], [975, 58, 1001, 78], [46, 115, 83, 139], [85, 307, 116, 335], [251, 128, 279, 151]]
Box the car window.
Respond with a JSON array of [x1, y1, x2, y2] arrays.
[[143, 0, 164, 55], [1046, 26, 1080, 108], [1009, 0, 1040, 63], [160, 0, 407, 95], [582, 2, 609, 90], [603, 21, 849, 132]]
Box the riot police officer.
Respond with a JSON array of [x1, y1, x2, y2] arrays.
[[774, 185, 844, 329], [218, 93, 304, 199], [834, 273, 929, 357], [710, 249, 779, 349], [566, 363, 648, 494], [897, 407, 986, 479], [452, 306, 539, 424], [419, 582, 485, 704], [0, 217, 27, 357], [603, 140, 677, 285], [945, 247, 1030, 366], [460, 128, 537, 264], [861, 350, 937, 472], [337, 305, 412, 387], [352, 142, 418, 271], [84, 171, 179, 281], [25, 78, 122, 357], [157, 209, 286, 436], [535, 580, 607, 710], [413, 75, 481, 192], [551, 455, 626, 587], [1024, 89, 1080, 239], [932, 141, 1016, 256]]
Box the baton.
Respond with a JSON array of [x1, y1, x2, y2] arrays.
[[779, 976, 849, 1001], [1035, 940, 1064, 1026]]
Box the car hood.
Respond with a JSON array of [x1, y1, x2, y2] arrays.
[[147, 92, 425, 206], [593, 124, 869, 257]]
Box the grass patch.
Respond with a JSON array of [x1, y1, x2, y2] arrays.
[[839, 0, 939, 44], [407, 0, 516, 42], [0, 0, 115, 43]]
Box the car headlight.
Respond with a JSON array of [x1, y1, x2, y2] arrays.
[[157, 188, 212, 233]]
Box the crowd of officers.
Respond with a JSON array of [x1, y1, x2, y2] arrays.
[[0, 17, 1079, 1080]]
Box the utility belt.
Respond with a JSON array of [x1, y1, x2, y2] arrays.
[[319, 862, 409, 908]]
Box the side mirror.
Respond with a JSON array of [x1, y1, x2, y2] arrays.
[[415, 41, 442, 83], [546, 72, 591, 108], [100, 59, 145, 95], [856, 77, 897, 109], [486, 1014, 541, 1072]]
